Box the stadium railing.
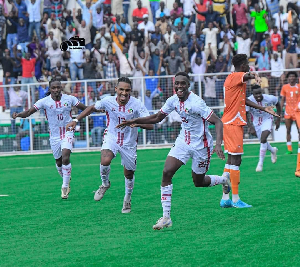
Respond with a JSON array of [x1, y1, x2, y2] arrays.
[[0, 69, 299, 154]]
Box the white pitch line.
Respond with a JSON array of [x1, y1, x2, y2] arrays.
[[2, 154, 295, 171], [0, 195, 9, 197]]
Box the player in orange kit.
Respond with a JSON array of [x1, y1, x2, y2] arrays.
[[280, 72, 300, 154], [220, 54, 280, 208]]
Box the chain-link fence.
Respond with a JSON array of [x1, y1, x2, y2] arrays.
[[0, 69, 299, 154]]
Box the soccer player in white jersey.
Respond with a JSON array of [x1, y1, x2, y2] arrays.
[[117, 72, 231, 230], [12, 78, 87, 199], [246, 85, 281, 172], [67, 77, 153, 213]]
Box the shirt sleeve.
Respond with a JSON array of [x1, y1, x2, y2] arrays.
[[194, 99, 213, 120], [137, 101, 150, 117], [71, 96, 80, 106], [250, 11, 256, 17], [94, 99, 106, 111], [160, 97, 174, 115], [271, 95, 279, 105], [34, 98, 45, 111]]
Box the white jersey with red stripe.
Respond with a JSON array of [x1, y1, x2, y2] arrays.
[[160, 92, 214, 149], [34, 94, 80, 140], [246, 94, 278, 127], [94, 96, 150, 148]]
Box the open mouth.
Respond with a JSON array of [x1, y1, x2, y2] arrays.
[[120, 95, 126, 101], [177, 90, 184, 97]]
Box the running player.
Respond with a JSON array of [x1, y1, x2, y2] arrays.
[[116, 72, 231, 230], [221, 54, 280, 209], [246, 84, 281, 172], [280, 71, 300, 154], [12, 78, 87, 199], [66, 77, 153, 213]]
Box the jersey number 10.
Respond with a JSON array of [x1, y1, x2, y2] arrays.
[[57, 114, 63, 120]]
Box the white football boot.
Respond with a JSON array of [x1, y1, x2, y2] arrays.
[[153, 217, 172, 230], [271, 147, 278, 163], [94, 182, 111, 201]]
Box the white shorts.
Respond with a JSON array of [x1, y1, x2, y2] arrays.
[[168, 141, 213, 174], [101, 138, 137, 171], [255, 119, 273, 140], [50, 131, 75, 160]]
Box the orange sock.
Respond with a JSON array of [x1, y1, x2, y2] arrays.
[[287, 142, 292, 152], [230, 169, 240, 195], [297, 148, 300, 172]]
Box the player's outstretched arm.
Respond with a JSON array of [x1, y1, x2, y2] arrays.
[[243, 72, 261, 85], [66, 105, 98, 131], [245, 99, 280, 117], [130, 124, 154, 130], [12, 107, 37, 119], [207, 113, 225, 160], [77, 102, 88, 111], [116, 111, 167, 130]]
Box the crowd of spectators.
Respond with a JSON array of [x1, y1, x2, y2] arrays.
[[0, 0, 300, 119]]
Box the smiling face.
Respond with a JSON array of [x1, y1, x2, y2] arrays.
[[174, 75, 190, 101], [50, 81, 62, 100], [252, 87, 263, 102], [115, 81, 131, 105]]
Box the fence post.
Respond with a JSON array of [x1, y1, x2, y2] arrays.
[[84, 81, 90, 150], [27, 84, 34, 153], [198, 75, 202, 98], [141, 77, 146, 147]]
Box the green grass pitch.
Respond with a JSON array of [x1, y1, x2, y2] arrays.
[[1, 142, 300, 267]]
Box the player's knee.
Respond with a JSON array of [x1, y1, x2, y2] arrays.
[[62, 156, 70, 165], [162, 168, 175, 181]]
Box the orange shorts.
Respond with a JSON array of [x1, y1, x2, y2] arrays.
[[284, 114, 296, 121], [223, 124, 244, 155]]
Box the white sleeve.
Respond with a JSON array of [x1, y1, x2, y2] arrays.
[[34, 98, 46, 111], [271, 95, 279, 105], [94, 99, 106, 111], [70, 95, 80, 106], [193, 99, 213, 120], [246, 105, 250, 112], [160, 97, 175, 115], [137, 101, 150, 117]]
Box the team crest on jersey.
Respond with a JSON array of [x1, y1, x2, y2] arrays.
[[64, 102, 69, 107], [128, 108, 133, 113], [185, 108, 189, 113]]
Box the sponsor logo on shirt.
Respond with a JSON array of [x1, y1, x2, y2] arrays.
[[185, 108, 189, 113], [64, 103, 69, 107], [128, 108, 133, 113]]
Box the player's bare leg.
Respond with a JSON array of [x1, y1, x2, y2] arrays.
[[94, 149, 114, 201], [153, 156, 183, 230], [285, 119, 293, 154], [60, 148, 72, 199], [122, 168, 135, 213], [192, 172, 231, 192]]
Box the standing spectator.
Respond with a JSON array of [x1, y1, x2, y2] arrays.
[[120, 16, 131, 33], [149, 0, 160, 24], [170, 2, 183, 19], [52, 61, 66, 76], [260, 33, 272, 51], [236, 30, 251, 57], [6, 8, 18, 52], [270, 53, 284, 95], [232, 0, 248, 29], [164, 25, 175, 45], [25, 0, 42, 41], [195, 0, 211, 28], [93, 6, 104, 32], [181, 0, 195, 17], [45, 41, 64, 71], [131, 21, 145, 49], [45, 31, 59, 50], [8, 86, 27, 134], [113, 42, 133, 77], [212, 0, 227, 26], [169, 34, 183, 56], [145, 51, 163, 92], [156, 1, 170, 21], [271, 26, 282, 52], [51, 0, 65, 20], [285, 27, 298, 69], [220, 24, 235, 40], [193, 4, 220, 27], [251, 42, 270, 70], [123, 0, 130, 23], [174, 13, 189, 26], [43, 0, 52, 17], [266, 0, 279, 17], [47, 19, 62, 45], [112, 0, 124, 18], [218, 35, 233, 69], [103, 6, 113, 23], [138, 14, 155, 37], [101, 53, 118, 80], [65, 24, 75, 40], [272, 6, 288, 41], [202, 21, 220, 59], [76, 8, 83, 24], [250, 4, 269, 48], [170, 16, 193, 45], [76, 56, 98, 91], [155, 13, 168, 34], [187, 33, 203, 60], [64, 10, 74, 26], [0, 6, 6, 48], [164, 50, 184, 75], [111, 29, 125, 54], [14, 0, 28, 22], [67, 46, 85, 83], [111, 15, 126, 37], [132, 0, 149, 24], [73, 9, 93, 50]]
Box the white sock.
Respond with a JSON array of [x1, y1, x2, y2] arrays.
[[56, 164, 63, 178], [232, 194, 239, 203], [161, 184, 173, 218], [62, 163, 71, 188], [100, 164, 110, 187], [208, 175, 227, 187], [267, 142, 275, 153], [124, 176, 135, 201], [222, 193, 230, 200], [259, 143, 267, 164]]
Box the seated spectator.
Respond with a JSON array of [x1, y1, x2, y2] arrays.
[[260, 33, 272, 51], [120, 16, 131, 33], [45, 41, 64, 72], [132, 0, 149, 24], [164, 50, 184, 75], [52, 61, 66, 76], [232, 0, 248, 29], [218, 35, 233, 69], [251, 43, 270, 70], [151, 26, 162, 42], [285, 27, 298, 69], [138, 14, 155, 37], [220, 24, 235, 41], [202, 21, 220, 59], [156, 1, 170, 21], [187, 34, 203, 60], [170, 2, 183, 19], [145, 51, 163, 93], [94, 26, 111, 51], [236, 30, 251, 57], [149, 38, 163, 54], [155, 13, 168, 35], [45, 31, 59, 50]]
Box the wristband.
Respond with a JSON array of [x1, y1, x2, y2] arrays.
[[73, 119, 78, 123]]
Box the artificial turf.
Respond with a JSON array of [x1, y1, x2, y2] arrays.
[[0, 142, 299, 267]]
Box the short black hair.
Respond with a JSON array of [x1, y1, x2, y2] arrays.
[[232, 54, 248, 68], [286, 71, 298, 79], [175, 72, 190, 80], [251, 84, 261, 91], [117, 77, 132, 87]]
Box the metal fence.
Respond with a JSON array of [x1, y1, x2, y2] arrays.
[[0, 69, 299, 154]]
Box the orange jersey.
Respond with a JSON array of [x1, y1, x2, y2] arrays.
[[280, 84, 300, 116], [222, 72, 247, 126]]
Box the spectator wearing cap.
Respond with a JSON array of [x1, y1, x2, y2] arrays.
[[232, 0, 248, 29], [133, 0, 149, 24], [24, 0, 42, 41], [111, 15, 126, 37], [138, 14, 155, 37], [73, 9, 93, 50], [164, 25, 176, 45], [270, 26, 282, 52], [113, 42, 133, 77], [181, 0, 195, 17], [194, 4, 220, 28], [170, 2, 183, 19], [250, 42, 270, 71], [155, 1, 170, 21], [202, 21, 221, 59], [155, 13, 168, 34], [285, 27, 298, 69], [14, 0, 28, 22]]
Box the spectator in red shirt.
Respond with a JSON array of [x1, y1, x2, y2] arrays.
[[170, 2, 183, 19], [271, 26, 282, 52], [232, 0, 248, 29], [132, 0, 149, 24], [195, 0, 212, 27]]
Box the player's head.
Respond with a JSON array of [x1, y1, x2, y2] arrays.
[[232, 54, 249, 72], [115, 77, 132, 105], [46, 78, 62, 98], [251, 84, 263, 102], [286, 71, 298, 85], [174, 72, 190, 101]]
